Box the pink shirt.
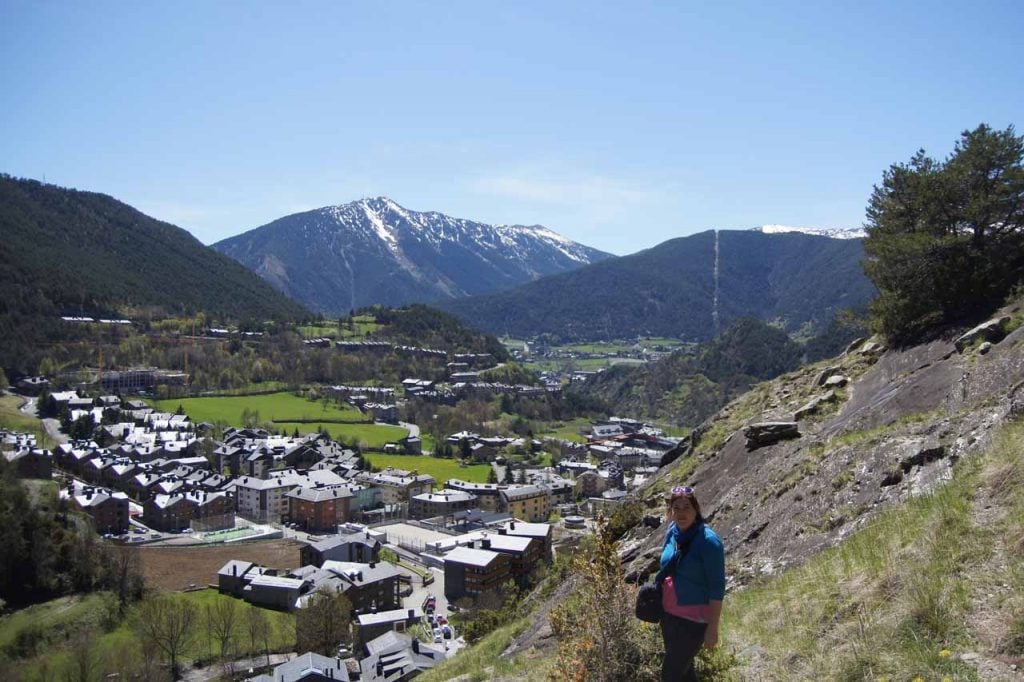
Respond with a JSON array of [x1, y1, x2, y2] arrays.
[[662, 576, 707, 622]]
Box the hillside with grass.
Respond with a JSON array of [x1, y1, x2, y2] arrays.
[[410, 297, 1024, 682]]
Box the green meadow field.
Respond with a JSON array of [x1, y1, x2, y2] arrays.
[[277, 421, 409, 448], [153, 392, 364, 424], [363, 453, 491, 484]]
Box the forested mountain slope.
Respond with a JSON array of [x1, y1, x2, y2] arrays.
[[0, 175, 309, 321], [440, 229, 874, 342]]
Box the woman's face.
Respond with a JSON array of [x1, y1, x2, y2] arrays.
[[668, 495, 697, 530]]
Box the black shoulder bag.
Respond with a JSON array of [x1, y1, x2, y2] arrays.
[[634, 541, 681, 623]]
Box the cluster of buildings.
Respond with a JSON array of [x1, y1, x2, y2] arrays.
[[214, 513, 551, 681], [246, 634, 450, 682], [217, 518, 552, 615], [9, 382, 680, 538], [2, 431, 52, 479]]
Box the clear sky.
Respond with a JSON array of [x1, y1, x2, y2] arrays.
[[2, 1, 1022, 256]]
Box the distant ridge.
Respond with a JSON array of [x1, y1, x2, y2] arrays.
[[439, 229, 875, 342], [213, 197, 613, 315]]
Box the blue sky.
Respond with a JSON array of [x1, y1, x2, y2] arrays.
[[2, 1, 1022, 255]]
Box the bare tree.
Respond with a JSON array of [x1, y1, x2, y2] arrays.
[[246, 605, 272, 667], [62, 632, 99, 682], [206, 597, 239, 662], [133, 595, 197, 679], [106, 544, 145, 614]]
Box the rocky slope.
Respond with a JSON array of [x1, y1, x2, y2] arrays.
[[486, 303, 1024, 679], [619, 302, 1024, 582]]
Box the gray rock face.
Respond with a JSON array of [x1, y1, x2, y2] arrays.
[[858, 340, 887, 356], [815, 366, 841, 386]]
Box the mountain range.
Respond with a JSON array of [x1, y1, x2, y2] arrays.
[[438, 228, 876, 342], [0, 174, 874, 348], [212, 197, 613, 315]]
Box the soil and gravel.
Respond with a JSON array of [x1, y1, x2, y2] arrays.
[[137, 539, 304, 591]]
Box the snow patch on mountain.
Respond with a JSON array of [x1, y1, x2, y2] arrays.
[[358, 199, 398, 249], [754, 224, 866, 239]]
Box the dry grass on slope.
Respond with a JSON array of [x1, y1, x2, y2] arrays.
[[723, 419, 1024, 681]]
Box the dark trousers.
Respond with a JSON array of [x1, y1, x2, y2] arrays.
[[660, 614, 707, 682]]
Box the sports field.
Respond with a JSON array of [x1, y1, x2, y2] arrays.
[[153, 391, 364, 424]]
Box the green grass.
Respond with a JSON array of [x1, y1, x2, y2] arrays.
[[153, 391, 364, 425], [636, 337, 687, 349], [0, 394, 54, 449], [299, 315, 381, 340], [0, 593, 112, 656], [526, 356, 620, 373], [297, 324, 340, 338], [539, 418, 591, 443], [277, 421, 408, 449], [363, 453, 491, 484], [723, 420, 1024, 680], [7, 589, 295, 681], [561, 342, 634, 354], [500, 337, 528, 352], [416, 617, 538, 682]]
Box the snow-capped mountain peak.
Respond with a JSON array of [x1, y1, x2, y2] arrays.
[[213, 197, 613, 315]]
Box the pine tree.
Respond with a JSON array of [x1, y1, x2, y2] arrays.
[[864, 124, 1024, 342]]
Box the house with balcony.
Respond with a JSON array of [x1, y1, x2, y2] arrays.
[[443, 546, 512, 601]]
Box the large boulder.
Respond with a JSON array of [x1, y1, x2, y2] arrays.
[[793, 391, 837, 421], [815, 366, 841, 386], [954, 316, 1011, 353], [823, 375, 849, 388], [743, 422, 800, 450]]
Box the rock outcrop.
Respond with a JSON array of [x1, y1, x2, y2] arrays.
[[954, 315, 1011, 352], [793, 391, 837, 421], [743, 422, 800, 449]]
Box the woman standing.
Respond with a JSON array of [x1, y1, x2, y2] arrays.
[[659, 485, 725, 681]]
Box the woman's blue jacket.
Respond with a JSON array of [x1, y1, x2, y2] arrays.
[[659, 521, 726, 606]]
